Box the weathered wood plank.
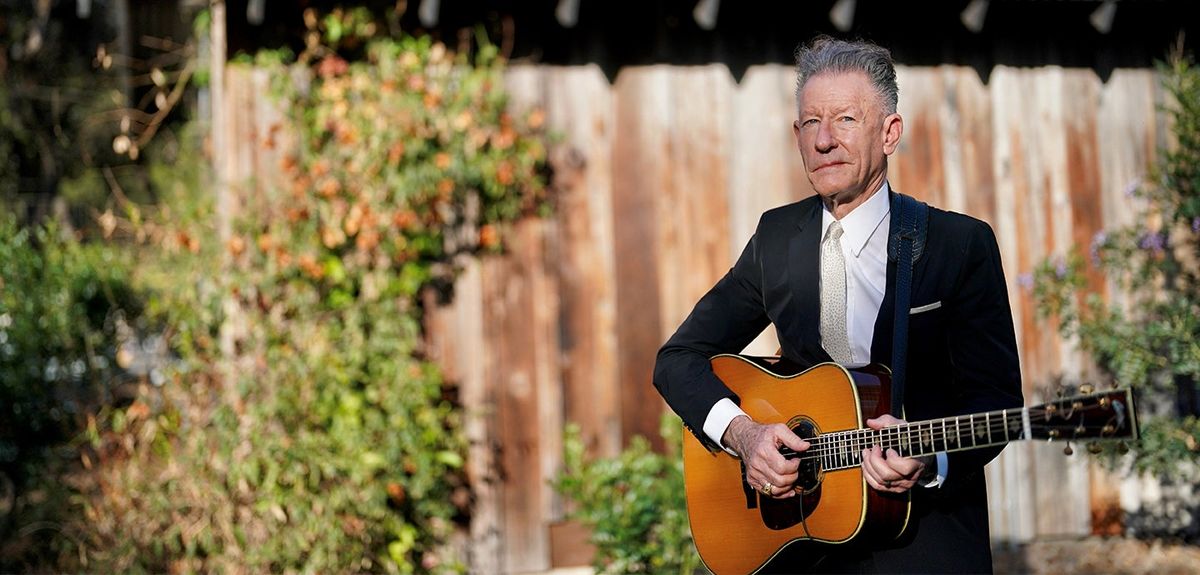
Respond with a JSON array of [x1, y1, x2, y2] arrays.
[[611, 67, 671, 448], [539, 65, 621, 459]]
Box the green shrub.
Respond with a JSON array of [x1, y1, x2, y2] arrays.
[[49, 8, 549, 573], [0, 215, 139, 470], [1030, 55, 1200, 482], [555, 413, 703, 574], [0, 214, 143, 568]]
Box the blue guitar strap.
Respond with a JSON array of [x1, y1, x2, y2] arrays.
[[888, 193, 928, 418]]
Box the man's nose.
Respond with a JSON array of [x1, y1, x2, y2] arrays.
[[815, 123, 836, 152]]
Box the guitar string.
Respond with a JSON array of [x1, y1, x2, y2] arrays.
[[787, 412, 1123, 465], [790, 408, 1116, 460]]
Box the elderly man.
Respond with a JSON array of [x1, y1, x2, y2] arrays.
[[654, 36, 1022, 573]]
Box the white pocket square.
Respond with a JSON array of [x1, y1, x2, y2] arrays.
[[909, 301, 942, 315]]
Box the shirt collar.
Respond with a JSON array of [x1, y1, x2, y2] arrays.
[[821, 181, 891, 258]]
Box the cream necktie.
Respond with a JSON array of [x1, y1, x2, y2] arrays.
[[820, 221, 853, 364]]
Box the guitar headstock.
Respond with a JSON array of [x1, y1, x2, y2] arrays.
[[1028, 388, 1139, 443]]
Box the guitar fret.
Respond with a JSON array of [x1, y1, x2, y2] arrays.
[[969, 414, 976, 447]]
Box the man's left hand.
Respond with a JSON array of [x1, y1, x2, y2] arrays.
[[861, 414, 936, 494]]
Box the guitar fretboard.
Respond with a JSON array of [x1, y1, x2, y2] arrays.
[[786, 408, 1031, 471]]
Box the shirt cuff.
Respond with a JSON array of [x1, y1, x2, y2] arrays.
[[922, 452, 949, 488], [703, 398, 748, 456]]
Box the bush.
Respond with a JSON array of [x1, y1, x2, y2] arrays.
[[555, 413, 703, 574], [0, 214, 143, 568], [45, 9, 550, 573], [1030, 54, 1200, 483]]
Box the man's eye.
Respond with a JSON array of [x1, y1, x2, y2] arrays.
[[802, 118, 818, 127], [839, 116, 856, 122]]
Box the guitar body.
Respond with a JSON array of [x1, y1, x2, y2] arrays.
[[683, 355, 910, 574]]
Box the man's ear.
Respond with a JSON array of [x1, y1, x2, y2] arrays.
[[882, 113, 903, 155]]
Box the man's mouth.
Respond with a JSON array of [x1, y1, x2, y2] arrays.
[[815, 161, 846, 171]]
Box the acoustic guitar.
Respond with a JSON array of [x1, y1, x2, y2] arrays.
[[683, 354, 1139, 574]]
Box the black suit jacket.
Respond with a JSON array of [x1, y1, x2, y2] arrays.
[[653, 190, 1022, 573]]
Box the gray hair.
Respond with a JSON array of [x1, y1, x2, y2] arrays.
[[794, 36, 898, 115]]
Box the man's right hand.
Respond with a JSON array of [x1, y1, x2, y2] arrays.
[[721, 415, 810, 499]]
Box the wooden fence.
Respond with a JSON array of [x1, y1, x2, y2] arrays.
[[222, 63, 1164, 573]]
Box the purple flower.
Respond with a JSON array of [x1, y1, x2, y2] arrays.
[[1192, 217, 1200, 234], [1138, 232, 1165, 254], [1090, 231, 1107, 264], [1017, 273, 1034, 289], [1124, 178, 1141, 198], [1055, 258, 1069, 279]]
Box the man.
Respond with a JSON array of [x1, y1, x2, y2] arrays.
[[653, 37, 1023, 573]]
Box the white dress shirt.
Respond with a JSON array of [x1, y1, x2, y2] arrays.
[[702, 182, 947, 486]]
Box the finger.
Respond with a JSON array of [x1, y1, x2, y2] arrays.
[[884, 449, 924, 478], [865, 414, 905, 429], [772, 424, 811, 453], [864, 446, 903, 484]]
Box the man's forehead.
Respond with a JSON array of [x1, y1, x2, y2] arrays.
[[798, 71, 881, 109]]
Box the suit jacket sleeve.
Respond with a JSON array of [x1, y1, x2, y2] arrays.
[[941, 219, 1023, 491], [653, 229, 772, 451]]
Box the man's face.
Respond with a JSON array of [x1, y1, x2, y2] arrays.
[[793, 71, 901, 204]]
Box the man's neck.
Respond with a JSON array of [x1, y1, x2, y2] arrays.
[[823, 176, 888, 220]]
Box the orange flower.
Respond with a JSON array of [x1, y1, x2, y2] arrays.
[[318, 178, 341, 198], [479, 224, 499, 249], [434, 153, 451, 170], [437, 178, 455, 198], [423, 91, 442, 110], [298, 254, 324, 279], [496, 161, 514, 186], [392, 210, 418, 230], [388, 142, 406, 165], [322, 226, 346, 248], [312, 159, 331, 178], [453, 111, 474, 131], [387, 482, 407, 505], [257, 233, 274, 252], [227, 235, 246, 257], [344, 203, 365, 236], [493, 127, 515, 150], [356, 229, 380, 251], [317, 55, 349, 78], [527, 108, 546, 129], [286, 206, 310, 223], [280, 154, 298, 174]]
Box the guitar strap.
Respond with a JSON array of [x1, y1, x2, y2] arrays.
[[887, 192, 928, 418]]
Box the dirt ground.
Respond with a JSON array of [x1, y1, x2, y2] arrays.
[[991, 537, 1200, 575]]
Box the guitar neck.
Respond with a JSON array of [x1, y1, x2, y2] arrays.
[[780, 387, 1136, 471], [781, 408, 1026, 472]]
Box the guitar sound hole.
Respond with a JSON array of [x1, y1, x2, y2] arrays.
[[759, 418, 822, 531], [790, 419, 822, 493]]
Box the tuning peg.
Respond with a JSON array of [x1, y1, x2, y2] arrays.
[[1079, 383, 1095, 394], [1087, 443, 1103, 455], [1063, 443, 1074, 456]]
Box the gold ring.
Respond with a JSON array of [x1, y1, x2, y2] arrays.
[[761, 482, 773, 496]]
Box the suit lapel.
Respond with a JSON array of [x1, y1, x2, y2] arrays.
[[786, 197, 830, 363]]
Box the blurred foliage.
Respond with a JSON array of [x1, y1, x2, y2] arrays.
[[1030, 55, 1200, 482], [555, 413, 703, 574], [1, 6, 549, 573], [0, 2, 197, 221], [0, 219, 141, 570], [0, 214, 140, 487]]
